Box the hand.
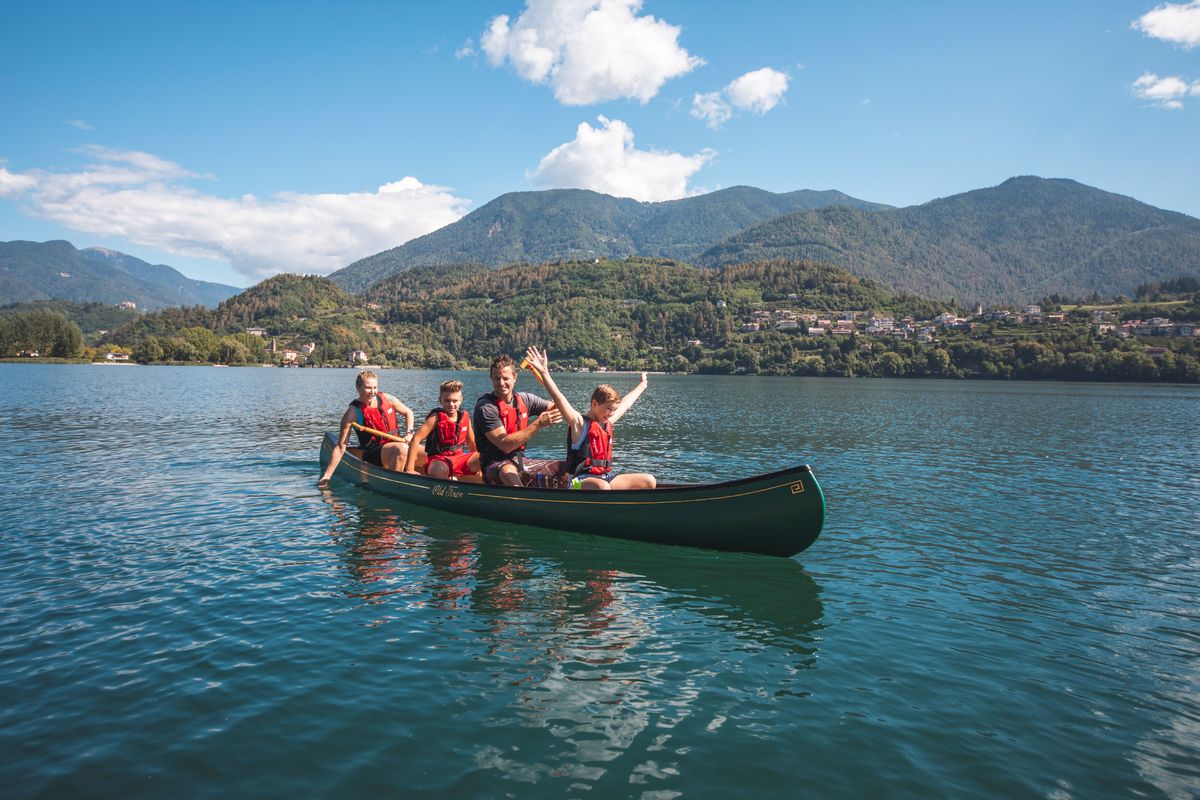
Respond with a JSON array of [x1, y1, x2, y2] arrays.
[[525, 345, 549, 373], [639, 371, 648, 384], [538, 408, 563, 427], [317, 477, 330, 489]]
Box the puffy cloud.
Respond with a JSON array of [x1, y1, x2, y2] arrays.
[[0, 165, 38, 197], [1133, 1, 1200, 48], [725, 67, 790, 113], [1132, 71, 1200, 108], [66, 119, 93, 130], [690, 67, 789, 129], [0, 148, 470, 280], [529, 116, 714, 201], [455, 38, 475, 59], [480, 0, 703, 105]]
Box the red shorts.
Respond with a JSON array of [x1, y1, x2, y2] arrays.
[[425, 451, 476, 477]]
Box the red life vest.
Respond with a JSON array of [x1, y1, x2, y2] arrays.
[[496, 393, 530, 453], [426, 408, 470, 456], [352, 395, 398, 447], [565, 417, 613, 476]]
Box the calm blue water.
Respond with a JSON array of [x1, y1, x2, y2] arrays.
[[1, 364, 1197, 798]]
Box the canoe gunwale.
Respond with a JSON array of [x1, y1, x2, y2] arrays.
[[321, 432, 813, 498]]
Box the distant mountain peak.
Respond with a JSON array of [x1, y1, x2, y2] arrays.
[[698, 176, 1200, 303], [328, 184, 890, 292], [1, 240, 240, 310]]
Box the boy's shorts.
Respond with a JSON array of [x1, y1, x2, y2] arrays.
[[425, 451, 475, 477], [569, 471, 615, 488]]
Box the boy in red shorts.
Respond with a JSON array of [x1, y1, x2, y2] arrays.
[[404, 380, 481, 480]]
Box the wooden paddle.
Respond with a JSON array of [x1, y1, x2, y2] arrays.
[[350, 421, 409, 443], [519, 357, 548, 388]]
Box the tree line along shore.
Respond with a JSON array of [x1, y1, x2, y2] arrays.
[[2, 260, 1197, 384]]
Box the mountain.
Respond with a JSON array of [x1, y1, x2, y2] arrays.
[[81, 247, 239, 308], [698, 177, 1200, 304], [0, 240, 240, 311], [328, 186, 890, 292]]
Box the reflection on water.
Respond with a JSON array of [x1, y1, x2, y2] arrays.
[[322, 489, 825, 790], [6, 367, 1199, 798]]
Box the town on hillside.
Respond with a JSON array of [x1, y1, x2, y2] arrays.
[[2, 270, 1197, 383]]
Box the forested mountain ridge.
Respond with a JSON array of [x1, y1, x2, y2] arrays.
[[0, 240, 240, 310], [698, 177, 1200, 304], [93, 259, 1199, 384], [329, 186, 890, 292], [80, 247, 239, 308]]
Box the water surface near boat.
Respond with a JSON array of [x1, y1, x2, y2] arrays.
[[1, 365, 1197, 797]]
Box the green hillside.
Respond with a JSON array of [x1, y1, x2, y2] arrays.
[[92, 259, 1199, 383], [698, 177, 1200, 304], [330, 186, 889, 292]]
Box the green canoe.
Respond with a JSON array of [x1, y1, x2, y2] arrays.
[[319, 432, 826, 557]]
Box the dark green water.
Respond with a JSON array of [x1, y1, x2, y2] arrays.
[[1, 364, 1197, 798]]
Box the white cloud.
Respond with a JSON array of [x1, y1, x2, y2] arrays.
[[529, 116, 714, 201], [0, 164, 38, 197], [1132, 71, 1200, 107], [690, 91, 731, 129], [66, 119, 93, 130], [1133, 1, 1200, 48], [480, 0, 703, 105], [455, 38, 476, 58], [0, 148, 470, 281], [725, 67, 789, 113], [690, 67, 789, 129]]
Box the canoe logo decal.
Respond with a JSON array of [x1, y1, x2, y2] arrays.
[[432, 485, 465, 499], [790, 482, 804, 494]]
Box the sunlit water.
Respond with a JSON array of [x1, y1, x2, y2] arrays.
[[1, 364, 1197, 798]]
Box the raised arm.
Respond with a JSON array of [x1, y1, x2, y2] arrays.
[[610, 372, 648, 424], [524, 346, 584, 433], [318, 406, 356, 486]]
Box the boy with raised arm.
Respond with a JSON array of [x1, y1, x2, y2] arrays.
[[522, 346, 657, 491], [404, 380, 481, 480], [318, 370, 418, 487]]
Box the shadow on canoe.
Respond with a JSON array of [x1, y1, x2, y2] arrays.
[[319, 432, 826, 558]]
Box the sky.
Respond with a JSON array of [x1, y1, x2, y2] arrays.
[[1, 0, 1197, 288]]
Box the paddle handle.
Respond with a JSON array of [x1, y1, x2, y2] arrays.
[[519, 357, 548, 388], [350, 421, 408, 443]]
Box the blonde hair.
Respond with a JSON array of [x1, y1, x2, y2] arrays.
[[591, 384, 621, 405], [439, 379, 463, 395], [355, 370, 379, 389]]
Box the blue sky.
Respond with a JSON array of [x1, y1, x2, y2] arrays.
[[2, 0, 1197, 288]]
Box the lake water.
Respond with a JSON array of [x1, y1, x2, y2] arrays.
[[1, 364, 1197, 798]]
